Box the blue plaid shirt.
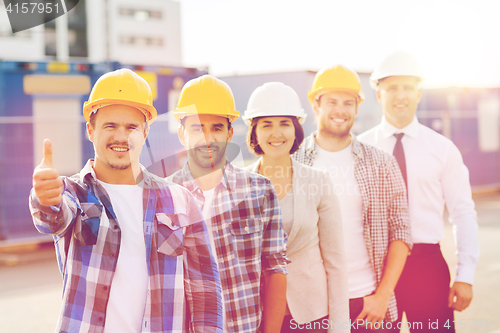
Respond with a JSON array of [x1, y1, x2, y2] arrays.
[[29, 160, 223, 333], [168, 162, 288, 333]]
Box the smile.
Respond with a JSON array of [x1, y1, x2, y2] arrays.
[[110, 147, 129, 152], [332, 118, 347, 123], [269, 141, 286, 147]]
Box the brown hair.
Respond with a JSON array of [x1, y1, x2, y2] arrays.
[[247, 116, 304, 155]]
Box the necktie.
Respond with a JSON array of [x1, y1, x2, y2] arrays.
[[393, 133, 408, 191]]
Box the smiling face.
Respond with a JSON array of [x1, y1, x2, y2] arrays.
[[178, 114, 233, 170], [87, 104, 148, 175], [313, 91, 358, 139], [254, 116, 296, 159], [376, 75, 422, 129]]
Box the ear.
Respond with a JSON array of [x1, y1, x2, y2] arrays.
[[416, 88, 422, 103], [87, 122, 94, 142], [376, 89, 382, 103], [178, 125, 186, 147], [312, 100, 320, 117], [144, 124, 150, 139], [227, 126, 234, 142]]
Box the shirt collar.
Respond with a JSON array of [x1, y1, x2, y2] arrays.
[[380, 116, 420, 139], [78, 159, 154, 187], [351, 135, 365, 159], [308, 131, 365, 160], [178, 160, 235, 193]]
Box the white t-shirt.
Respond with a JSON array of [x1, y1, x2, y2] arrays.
[[99, 181, 148, 333], [202, 188, 228, 333], [313, 143, 377, 299]]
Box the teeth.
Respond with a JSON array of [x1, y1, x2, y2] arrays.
[[270, 142, 285, 146], [333, 118, 345, 123], [199, 148, 212, 153], [112, 147, 128, 152]]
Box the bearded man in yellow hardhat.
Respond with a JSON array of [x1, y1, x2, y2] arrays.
[[167, 74, 289, 333], [30, 68, 223, 333]]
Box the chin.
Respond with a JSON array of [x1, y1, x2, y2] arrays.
[[108, 162, 132, 170]]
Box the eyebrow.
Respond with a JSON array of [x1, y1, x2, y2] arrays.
[[325, 98, 355, 103], [189, 123, 225, 128], [102, 121, 141, 128]]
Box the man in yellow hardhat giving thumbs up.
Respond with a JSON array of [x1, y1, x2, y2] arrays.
[[30, 68, 223, 333]]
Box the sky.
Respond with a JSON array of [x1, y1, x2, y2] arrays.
[[178, 0, 500, 88]]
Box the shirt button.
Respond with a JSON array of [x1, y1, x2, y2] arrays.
[[244, 226, 249, 232], [103, 286, 108, 291]]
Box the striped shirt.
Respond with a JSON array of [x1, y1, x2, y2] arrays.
[[168, 162, 288, 333], [292, 133, 412, 322], [29, 160, 223, 333]]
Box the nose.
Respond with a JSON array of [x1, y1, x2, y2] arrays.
[[271, 125, 281, 136], [114, 126, 129, 142], [203, 129, 214, 145], [396, 87, 407, 100]]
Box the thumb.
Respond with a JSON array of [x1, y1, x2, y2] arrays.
[[41, 139, 54, 168], [448, 287, 456, 308]]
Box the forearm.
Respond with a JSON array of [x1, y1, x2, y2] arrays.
[[375, 240, 409, 301], [184, 221, 223, 332], [262, 273, 287, 333]]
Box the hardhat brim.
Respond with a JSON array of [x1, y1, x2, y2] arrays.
[[242, 112, 307, 126], [83, 98, 157, 124], [173, 105, 239, 123], [308, 88, 365, 105]]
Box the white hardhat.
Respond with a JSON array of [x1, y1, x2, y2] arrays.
[[370, 51, 424, 88], [243, 82, 307, 126]]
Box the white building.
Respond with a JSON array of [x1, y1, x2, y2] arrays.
[[0, 0, 182, 66]]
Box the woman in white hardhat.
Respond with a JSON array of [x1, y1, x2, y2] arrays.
[[244, 82, 349, 332]]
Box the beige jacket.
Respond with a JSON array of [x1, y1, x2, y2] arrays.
[[246, 158, 350, 332]]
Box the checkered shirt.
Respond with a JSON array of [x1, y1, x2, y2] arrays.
[[292, 133, 412, 322], [29, 160, 223, 333], [167, 162, 288, 333]]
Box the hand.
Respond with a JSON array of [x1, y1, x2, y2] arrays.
[[33, 139, 63, 207], [448, 281, 473, 311], [355, 293, 390, 328]]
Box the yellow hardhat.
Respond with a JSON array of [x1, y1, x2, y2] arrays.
[[83, 68, 157, 124], [308, 65, 365, 105], [173, 75, 239, 122]]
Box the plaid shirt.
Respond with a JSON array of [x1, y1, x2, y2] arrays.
[[292, 133, 412, 322], [167, 162, 288, 333], [29, 160, 223, 333]]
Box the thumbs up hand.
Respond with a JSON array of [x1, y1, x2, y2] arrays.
[[33, 139, 64, 207]]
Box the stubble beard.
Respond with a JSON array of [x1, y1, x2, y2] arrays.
[[189, 144, 227, 171]]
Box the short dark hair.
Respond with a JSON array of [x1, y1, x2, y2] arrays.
[[179, 115, 232, 130], [247, 116, 304, 155]]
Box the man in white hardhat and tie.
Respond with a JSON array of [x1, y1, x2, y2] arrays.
[[358, 51, 480, 332]]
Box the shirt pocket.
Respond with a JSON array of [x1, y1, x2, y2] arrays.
[[230, 219, 263, 262], [74, 202, 103, 246], [156, 212, 186, 257]]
